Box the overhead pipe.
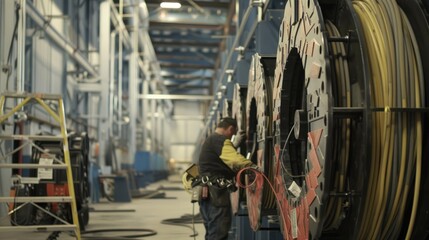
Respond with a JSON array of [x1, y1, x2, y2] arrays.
[[109, 0, 173, 114], [137, 1, 174, 114], [109, 0, 149, 151], [120, 0, 167, 153], [25, 0, 98, 77], [109, 0, 132, 50], [137, 2, 174, 114], [108, 29, 125, 138]]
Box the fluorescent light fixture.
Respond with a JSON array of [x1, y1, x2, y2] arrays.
[[160, 2, 181, 9]]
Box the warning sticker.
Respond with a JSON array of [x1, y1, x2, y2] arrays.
[[38, 157, 53, 179]]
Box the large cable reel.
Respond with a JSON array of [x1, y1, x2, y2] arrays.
[[271, 0, 429, 239], [245, 53, 276, 230]]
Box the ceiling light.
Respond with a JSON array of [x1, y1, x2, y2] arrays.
[[160, 2, 181, 9]]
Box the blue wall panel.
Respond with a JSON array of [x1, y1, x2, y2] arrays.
[[134, 151, 151, 172]]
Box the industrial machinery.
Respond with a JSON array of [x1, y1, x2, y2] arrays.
[[10, 132, 90, 230], [198, 0, 429, 239], [0, 93, 88, 240]]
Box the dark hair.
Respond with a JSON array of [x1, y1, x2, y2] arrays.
[[217, 117, 237, 129]]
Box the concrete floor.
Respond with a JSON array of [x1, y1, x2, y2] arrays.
[[0, 174, 206, 240]]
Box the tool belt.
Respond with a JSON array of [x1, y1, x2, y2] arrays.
[[192, 175, 237, 192], [193, 175, 237, 207]]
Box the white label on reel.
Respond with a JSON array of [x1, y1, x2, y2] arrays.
[[291, 208, 298, 238], [288, 181, 302, 198]]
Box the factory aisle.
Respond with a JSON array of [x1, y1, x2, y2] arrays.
[[1, 174, 205, 240], [86, 174, 205, 240]]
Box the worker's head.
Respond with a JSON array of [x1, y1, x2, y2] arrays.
[[216, 117, 237, 139]]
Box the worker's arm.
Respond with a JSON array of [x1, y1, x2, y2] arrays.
[[219, 139, 254, 171]]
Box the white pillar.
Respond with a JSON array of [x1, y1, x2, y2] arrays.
[[128, 7, 138, 165], [98, 1, 111, 167]]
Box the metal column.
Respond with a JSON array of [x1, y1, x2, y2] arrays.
[[98, 1, 111, 167], [128, 6, 138, 166], [0, 0, 16, 218], [16, 0, 26, 92]]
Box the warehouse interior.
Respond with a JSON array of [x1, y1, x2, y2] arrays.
[[1, 0, 429, 239]]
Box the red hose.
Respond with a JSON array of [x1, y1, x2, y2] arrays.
[[236, 167, 289, 239]]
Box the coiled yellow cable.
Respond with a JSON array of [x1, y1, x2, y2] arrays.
[[402, 10, 423, 239], [352, 0, 423, 239], [353, 1, 392, 238], [182, 172, 193, 194]]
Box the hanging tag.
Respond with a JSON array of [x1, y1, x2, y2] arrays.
[[288, 181, 302, 198]]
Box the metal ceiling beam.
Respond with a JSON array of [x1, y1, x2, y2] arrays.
[[165, 84, 209, 89], [149, 21, 223, 30], [159, 62, 213, 69], [139, 94, 213, 100], [157, 54, 217, 61], [145, 0, 230, 9], [73, 83, 102, 92], [165, 80, 210, 88], [162, 74, 213, 81], [172, 115, 206, 120], [151, 40, 219, 48]]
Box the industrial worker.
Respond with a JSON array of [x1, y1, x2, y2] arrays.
[[198, 117, 256, 240]]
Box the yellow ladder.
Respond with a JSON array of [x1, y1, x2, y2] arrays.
[[0, 92, 81, 240]]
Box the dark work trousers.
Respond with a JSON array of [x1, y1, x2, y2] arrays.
[[199, 195, 232, 240]]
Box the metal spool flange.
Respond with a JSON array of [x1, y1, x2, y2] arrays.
[[222, 99, 232, 118], [245, 53, 276, 230], [231, 83, 249, 215], [272, 0, 334, 239], [232, 83, 248, 135]]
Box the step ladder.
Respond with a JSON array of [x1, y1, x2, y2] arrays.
[[0, 92, 81, 240]]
